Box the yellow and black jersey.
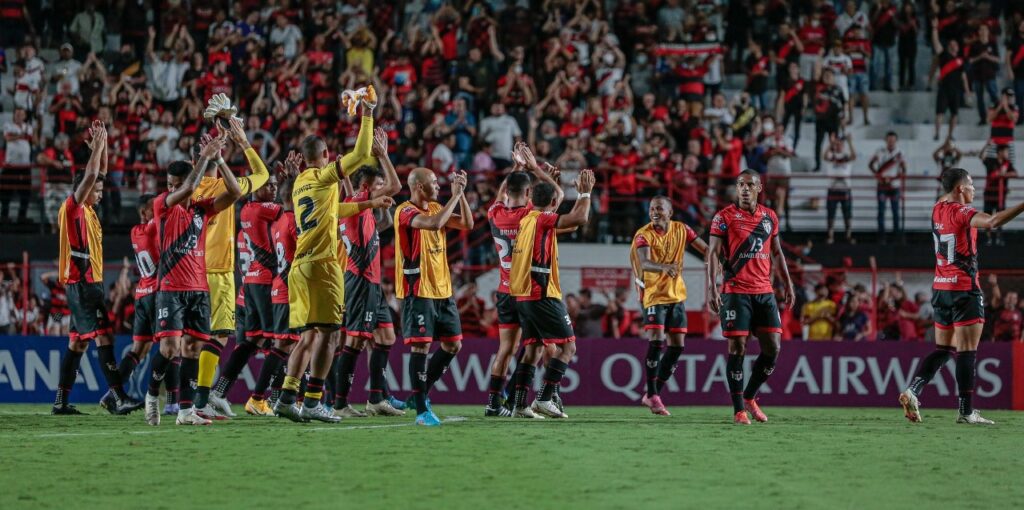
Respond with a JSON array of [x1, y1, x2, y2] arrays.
[[510, 210, 561, 301], [393, 201, 452, 299], [630, 221, 697, 308]]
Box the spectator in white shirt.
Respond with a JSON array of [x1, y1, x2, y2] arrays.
[[824, 132, 857, 244], [479, 102, 522, 169], [835, 0, 869, 38], [431, 132, 457, 175], [270, 15, 303, 59], [144, 110, 180, 167], [68, 1, 106, 55], [763, 118, 795, 231], [2, 108, 34, 223], [50, 44, 82, 96], [146, 26, 192, 109]]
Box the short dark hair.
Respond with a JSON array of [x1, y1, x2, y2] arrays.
[[72, 169, 87, 189], [168, 160, 192, 177], [301, 135, 326, 163], [532, 181, 557, 208], [506, 172, 533, 195], [940, 167, 970, 194], [739, 169, 760, 181], [352, 164, 384, 188], [886, 131, 898, 138], [138, 193, 157, 209]]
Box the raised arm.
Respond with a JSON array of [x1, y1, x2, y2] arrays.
[[555, 168, 595, 229], [971, 201, 1024, 230], [514, 141, 564, 207], [372, 127, 401, 198], [409, 174, 465, 231], [214, 149, 244, 212], [224, 115, 269, 194], [74, 121, 106, 204], [447, 172, 475, 230], [166, 137, 223, 208]]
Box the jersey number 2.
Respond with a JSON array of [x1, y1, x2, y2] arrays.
[[297, 197, 318, 235]]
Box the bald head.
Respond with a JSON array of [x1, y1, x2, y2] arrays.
[[301, 135, 327, 166], [408, 167, 434, 187], [408, 167, 439, 201]]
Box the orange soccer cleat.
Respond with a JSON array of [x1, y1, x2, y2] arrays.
[[734, 410, 751, 425], [744, 398, 768, 423]]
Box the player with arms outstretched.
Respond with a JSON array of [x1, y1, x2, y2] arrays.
[[707, 170, 795, 425], [508, 169, 596, 419], [630, 196, 707, 416], [897, 168, 1024, 425]]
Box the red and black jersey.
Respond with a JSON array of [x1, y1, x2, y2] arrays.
[[57, 196, 102, 285], [773, 37, 799, 65], [153, 192, 218, 292], [814, 84, 844, 121], [932, 200, 979, 292], [745, 54, 770, 93], [843, 35, 871, 73], [993, 307, 1022, 341], [130, 220, 160, 298], [675, 64, 707, 97], [710, 204, 779, 295], [199, 73, 233, 101], [799, 24, 826, 55], [342, 190, 382, 284], [938, 51, 964, 88], [271, 210, 296, 305], [45, 279, 69, 315], [240, 201, 282, 285], [871, 5, 898, 46], [983, 158, 1017, 200], [781, 77, 805, 110], [488, 201, 533, 294], [989, 107, 1016, 145]]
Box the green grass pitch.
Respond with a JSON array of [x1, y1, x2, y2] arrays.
[[0, 405, 1021, 509]]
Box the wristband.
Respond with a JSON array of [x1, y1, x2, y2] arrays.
[[216, 158, 226, 167], [578, 192, 591, 199]]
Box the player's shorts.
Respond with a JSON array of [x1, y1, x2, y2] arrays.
[[402, 296, 463, 344], [935, 85, 961, 115], [517, 297, 576, 345], [642, 302, 688, 334], [932, 289, 985, 329], [272, 303, 300, 341], [495, 291, 521, 329], [155, 290, 211, 340], [289, 260, 345, 330], [719, 292, 782, 338], [132, 292, 157, 342], [243, 283, 274, 339], [207, 272, 235, 335], [67, 282, 111, 341], [344, 272, 393, 337], [849, 72, 868, 95]]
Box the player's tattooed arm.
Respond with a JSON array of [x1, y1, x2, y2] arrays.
[[74, 121, 106, 204], [771, 236, 796, 310], [555, 168, 595, 229], [706, 236, 723, 314], [372, 128, 402, 198]]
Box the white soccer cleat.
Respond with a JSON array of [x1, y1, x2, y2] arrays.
[[898, 389, 922, 423], [336, 404, 368, 418], [301, 403, 342, 423], [366, 400, 406, 417], [208, 392, 236, 417], [144, 393, 160, 426], [195, 404, 229, 421], [956, 410, 995, 425], [532, 399, 568, 419], [512, 406, 544, 419], [176, 408, 212, 426]]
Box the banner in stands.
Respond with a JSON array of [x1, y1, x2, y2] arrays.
[[580, 267, 634, 292], [1, 336, 1021, 409]]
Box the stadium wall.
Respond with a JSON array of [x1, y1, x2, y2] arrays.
[[1, 336, 1020, 410]]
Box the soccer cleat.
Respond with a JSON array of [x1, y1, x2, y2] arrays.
[[163, 403, 180, 415], [195, 404, 229, 421], [336, 405, 368, 418], [363, 84, 377, 110], [415, 411, 442, 427], [115, 396, 145, 415], [647, 395, 671, 416], [387, 395, 407, 411], [743, 399, 768, 423], [404, 395, 433, 414], [275, 401, 308, 423], [51, 404, 85, 415], [99, 390, 116, 413], [301, 403, 342, 423], [898, 389, 922, 423], [734, 410, 751, 425], [552, 388, 565, 413], [323, 403, 335, 415], [513, 407, 544, 419], [531, 399, 568, 419], [245, 397, 275, 416], [176, 408, 212, 426], [956, 410, 995, 425], [208, 392, 236, 417], [366, 400, 406, 417], [144, 394, 161, 426], [484, 405, 513, 417]]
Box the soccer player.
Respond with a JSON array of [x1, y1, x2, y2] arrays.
[[508, 169, 596, 419], [147, 133, 243, 426], [484, 142, 563, 417], [205, 171, 281, 416], [707, 170, 796, 425], [630, 196, 707, 416], [52, 121, 143, 415], [335, 128, 406, 418], [394, 167, 474, 426], [277, 134, 393, 423], [191, 118, 272, 418], [898, 168, 1024, 425], [246, 161, 302, 416]]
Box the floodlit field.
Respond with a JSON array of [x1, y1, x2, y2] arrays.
[[0, 405, 1021, 509]]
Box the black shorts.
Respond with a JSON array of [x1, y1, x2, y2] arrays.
[[132, 293, 157, 342], [720, 292, 782, 338], [272, 302, 299, 341], [642, 302, 688, 334], [935, 86, 961, 115], [932, 289, 985, 329], [517, 298, 576, 345], [401, 296, 463, 344], [495, 291, 521, 329], [344, 273, 393, 337], [67, 282, 110, 341], [243, 283, 274, 339], [155, 290, 211, 341]]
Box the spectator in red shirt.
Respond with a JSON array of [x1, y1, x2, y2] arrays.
[[798, 11, 826, 80], [713, 125, 743, 200], [457, 281, 486, 337], [992, 291, 1023, 341], [609, 141, 640, 242], [380, 53, 417, 96]]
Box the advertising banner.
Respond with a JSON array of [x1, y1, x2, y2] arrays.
[[1, 336, 1020, 409]]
